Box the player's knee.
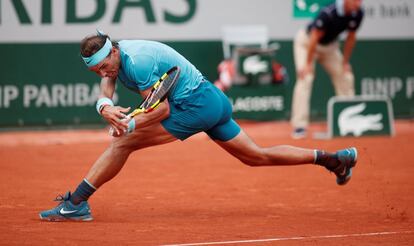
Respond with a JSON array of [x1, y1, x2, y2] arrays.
[[109, 138, 137, 155]]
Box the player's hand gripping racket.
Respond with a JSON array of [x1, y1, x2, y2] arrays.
[[109, 66, 181, 136]]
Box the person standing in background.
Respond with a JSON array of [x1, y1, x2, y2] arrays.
[[291, 0, 364, 139]]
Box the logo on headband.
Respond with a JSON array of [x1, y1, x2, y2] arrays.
[[81, 37, 112, 67]]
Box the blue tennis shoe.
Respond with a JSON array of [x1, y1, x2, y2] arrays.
[[329, 147, 358, 185], [39, 191, 93, 222]]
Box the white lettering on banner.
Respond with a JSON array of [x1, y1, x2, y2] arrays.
[[407, 77, 414, 99], [231, 96, 284, 112], [0, 85, 19, 108], [361, 77, 406, 99], [37, 85, 52, 107], [91, 84, 102, 104], [21, 83, 100, 108], [24, 85, 39, 107], [52, 84, 66, 106], [75, 83, 90, 106], [5, 86, 19, 108], [67, 84, 74, 106]]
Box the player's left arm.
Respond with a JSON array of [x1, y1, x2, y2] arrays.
[[343, 31, 357, 73], [129, 60, 171, 129], [112, 87, 170, 138], [99, 77, 130, 131], [133, 86, 171, 128]]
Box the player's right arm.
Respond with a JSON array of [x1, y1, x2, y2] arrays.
[[98, 77, 130, 132]]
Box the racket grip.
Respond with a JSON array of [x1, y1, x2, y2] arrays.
[[108, 116, 135, 137], [108, 126, 116, 136], [126, 118, 136, 134]]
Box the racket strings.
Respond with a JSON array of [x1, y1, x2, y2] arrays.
[[137, 68, 180, 110], [144, 73, 176, 107]]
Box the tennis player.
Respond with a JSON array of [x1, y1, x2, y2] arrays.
[[39, 32, 358, 221]]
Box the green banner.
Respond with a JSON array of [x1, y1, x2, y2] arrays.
[[293, 0, 334, 19], [225, 85, 287, 121], [328, 96, 395, 137], [0, 40, 413, 128]]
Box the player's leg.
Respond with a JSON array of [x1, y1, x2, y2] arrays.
[[39, 123, 177, 221], [215, 129, 357, 184], [85, 123, 177, 188], [319, 43, 355, 96], [205, 80, 339, 168], [209, 114, 357, 185], [215, 129, 315, 166], [290, 29, 316, 138]]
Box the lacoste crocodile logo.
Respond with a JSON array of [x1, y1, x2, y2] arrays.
[[243, 55, 268, 75], [338, 103, 383, 137]]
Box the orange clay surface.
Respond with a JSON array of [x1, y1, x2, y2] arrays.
[[0, 120, 413, 246]]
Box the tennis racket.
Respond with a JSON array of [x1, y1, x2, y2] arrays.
[[109, 66, 181, 135]]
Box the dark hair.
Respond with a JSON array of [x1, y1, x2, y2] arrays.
[[80, 34, 118, 57]]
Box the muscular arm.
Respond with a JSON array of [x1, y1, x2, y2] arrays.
[[130, 86, 171, 129], [99, 77, 116, 99], [99, 77, 130, 131], [133, 100, 170, 128], [111, 85, 171, 137], [343, 31, 357, 69]]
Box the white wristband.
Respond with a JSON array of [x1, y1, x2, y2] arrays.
[[96, 97, 114, 115], [126, 118, 136, 134]]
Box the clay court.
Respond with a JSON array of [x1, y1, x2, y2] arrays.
[[0, 120, 413, 245]]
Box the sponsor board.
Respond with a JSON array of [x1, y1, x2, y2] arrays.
[[0, 1, 412, 127], [225, 84, 286, 121], [0, 0, 413, 42], [327, 96, 395, 137], [0, 83, 104, 109]]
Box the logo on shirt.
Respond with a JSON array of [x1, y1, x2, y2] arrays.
[[349, 21, 356, 29]]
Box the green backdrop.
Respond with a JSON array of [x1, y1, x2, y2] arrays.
[[0, 39, 413, 128]]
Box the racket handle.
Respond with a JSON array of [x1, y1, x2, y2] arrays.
[[108, 127, 116, 136], [130, 108, 145, 118], [144, 100, 161, 113], [108, 116, 134, 137], [126, 118, 136, 133]]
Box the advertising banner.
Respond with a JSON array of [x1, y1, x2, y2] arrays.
[[0, 0, 413, 127], [1, 0, 413, 42]]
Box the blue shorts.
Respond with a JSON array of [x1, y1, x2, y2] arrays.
[[161, 81, 241, 141]]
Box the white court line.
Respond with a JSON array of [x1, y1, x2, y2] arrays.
[[162, 231, 414, 246]]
